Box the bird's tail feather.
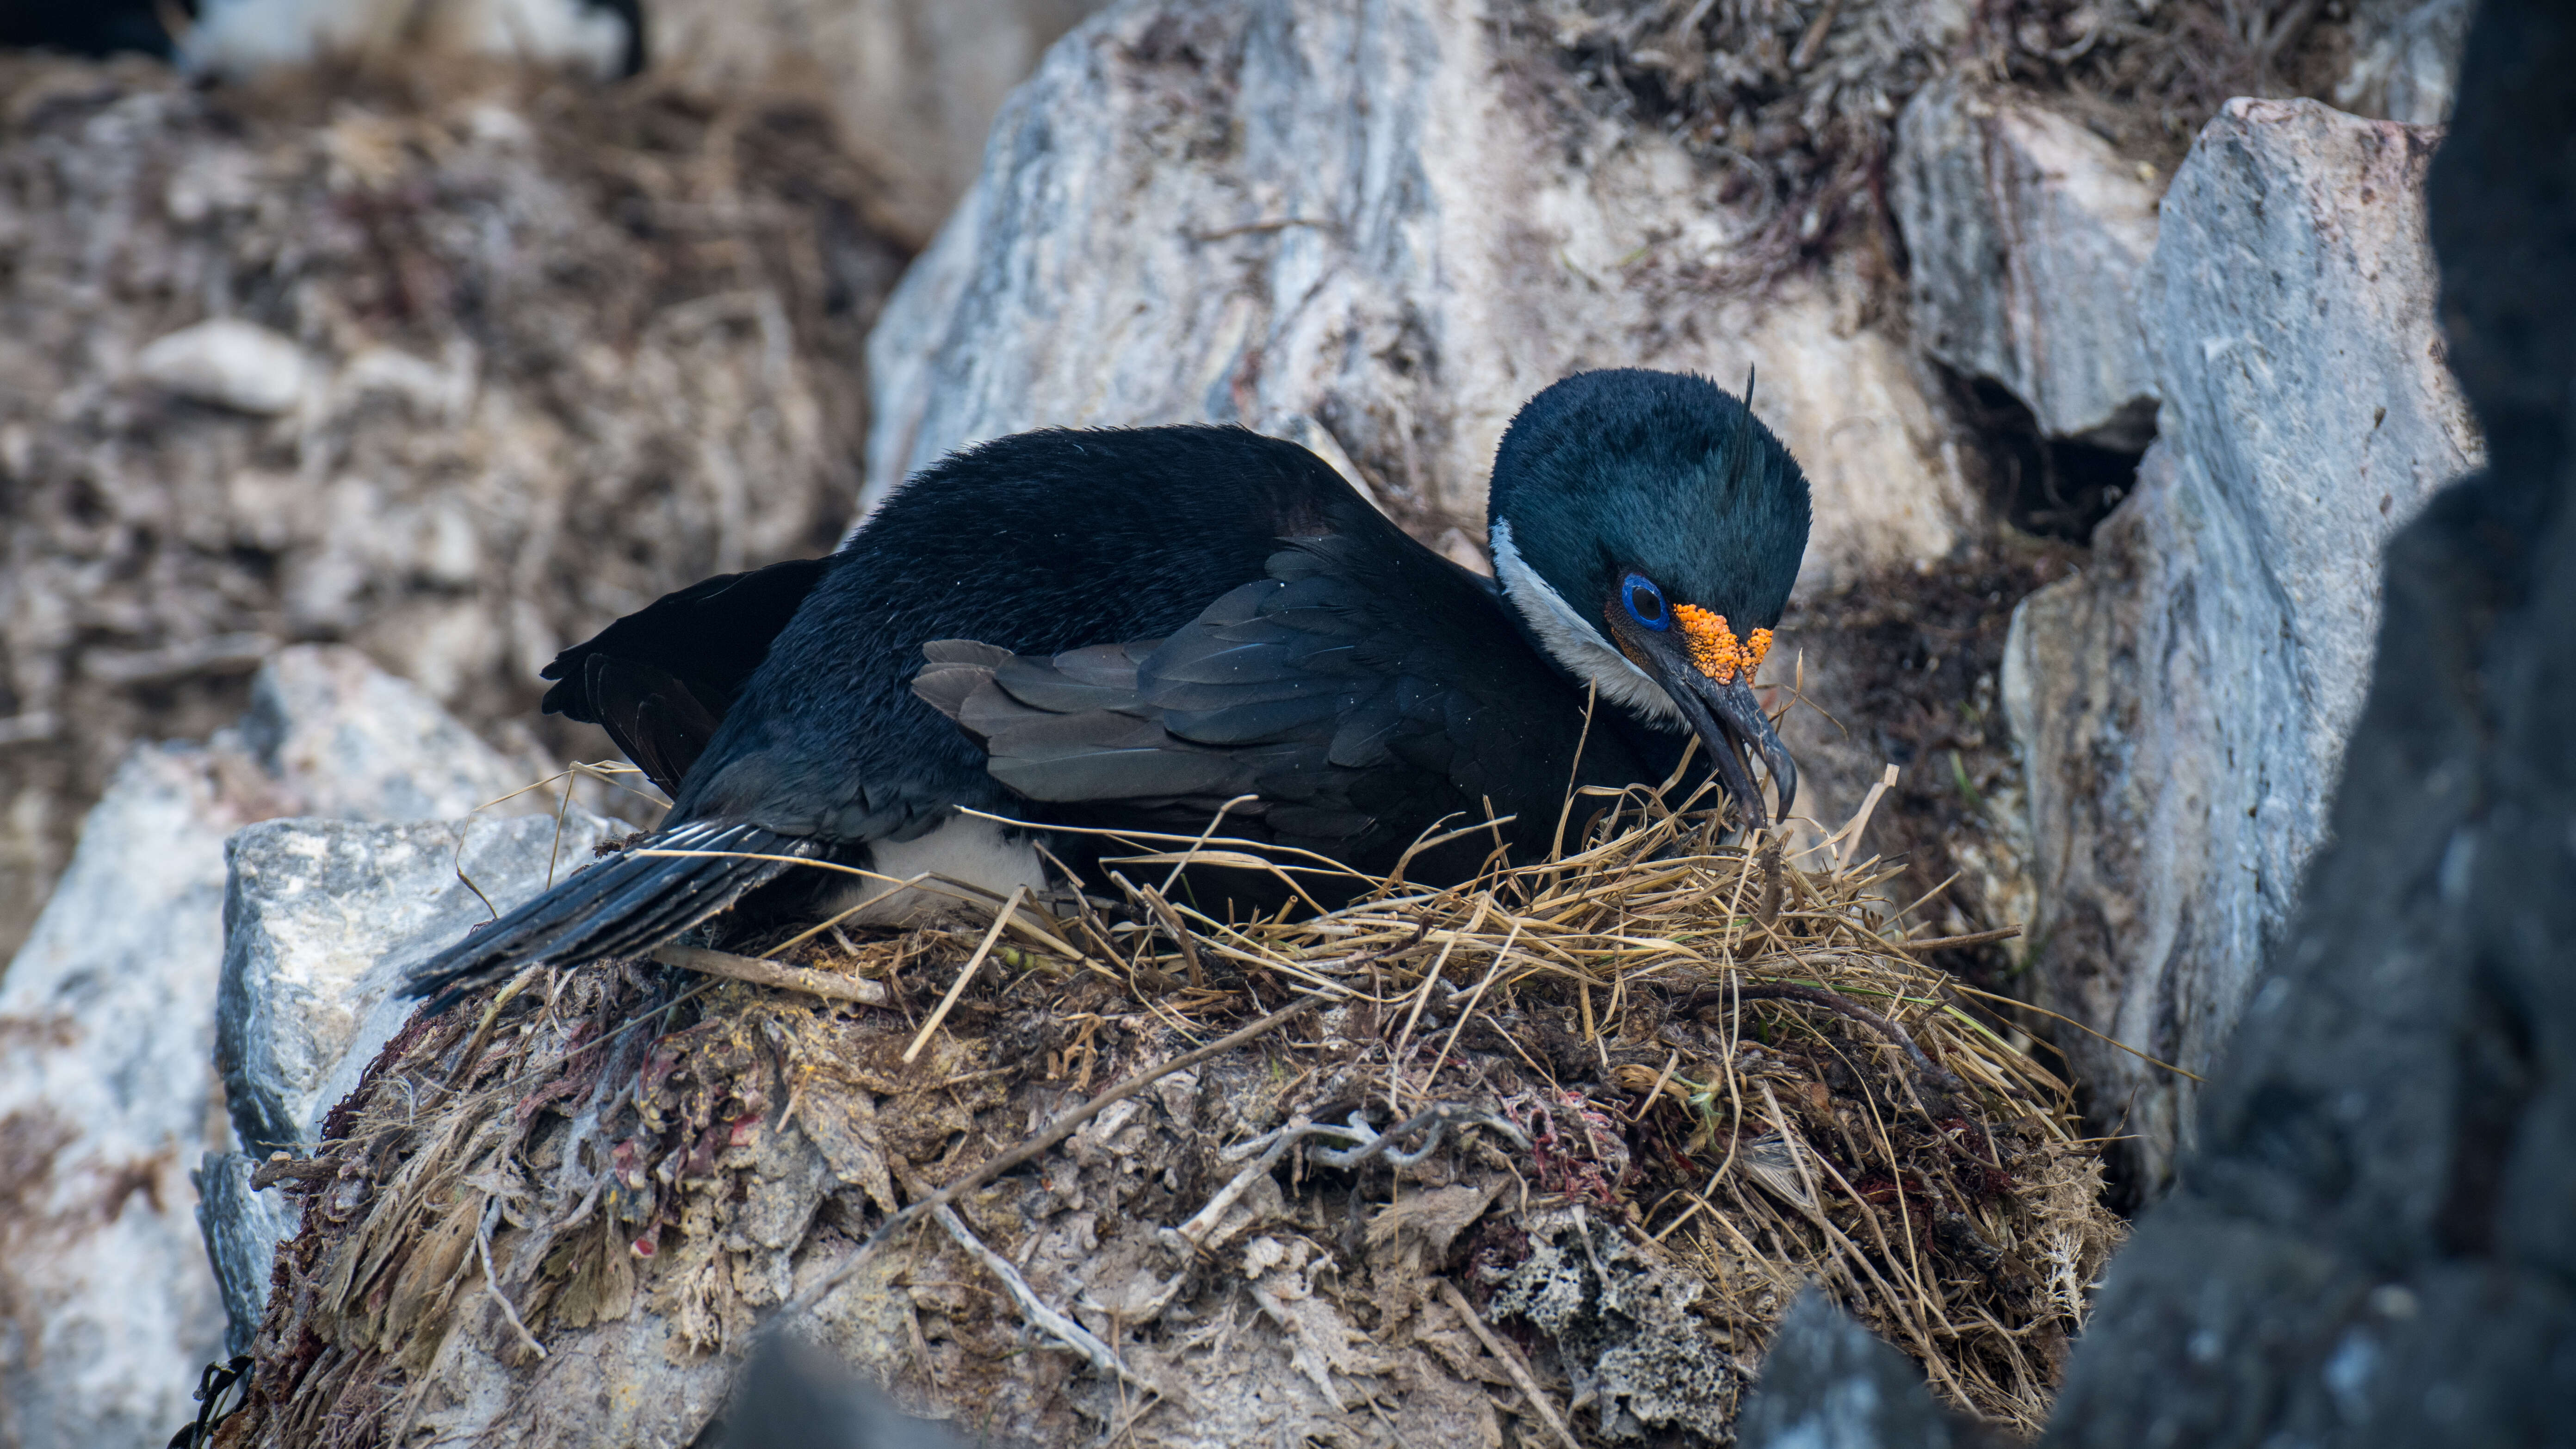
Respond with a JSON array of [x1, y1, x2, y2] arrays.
[[404, 819, 821, 1009]]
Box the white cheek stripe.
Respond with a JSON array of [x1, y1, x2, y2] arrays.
[[1489, 519, 1684, 727]]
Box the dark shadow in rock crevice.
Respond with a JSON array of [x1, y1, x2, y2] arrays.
[[1944, 372, 2150, 546]]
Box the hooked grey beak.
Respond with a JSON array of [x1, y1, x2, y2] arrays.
[[1656, 664, 1797, 826]]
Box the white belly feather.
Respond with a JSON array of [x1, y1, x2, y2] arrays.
[[820, 815, 1049, 927]]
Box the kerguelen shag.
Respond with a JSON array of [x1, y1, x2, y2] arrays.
[[405, 367, 1812, 1005]]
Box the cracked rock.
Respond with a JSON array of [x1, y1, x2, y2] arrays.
[[1893, 77, 2162, 448], [2004, 99, 2483, 1201]]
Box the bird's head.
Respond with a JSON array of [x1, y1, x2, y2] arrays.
[[1486, 368, 1811, 825]]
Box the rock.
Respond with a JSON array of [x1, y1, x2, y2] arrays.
[[218, 813, 612, 1157], [239, 645, 549, 821], [865, 0, 1984, 598], [208, 810, 610, 1353], [0, 746, 253, 1449], [2002, 99, 2482, 1201], [194, 1153, 297, 1359], [0, 59, 895, 966], [133, 318, 311, 415], [2333, 0, 2474, 127], [0, 645, 563, 1447], [1735, 1288, 1990, 1449], [182, 0, 639, 81], [647, 0, 1110, 246], [2045, 5, 2576, 1441], [1892, 78, 2161, 448]]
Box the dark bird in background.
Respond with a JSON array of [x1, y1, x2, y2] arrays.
[[405, 368, 1812, 1005], [0, 0, 649, 80], [708, 1337, 963, 1449], [0, 0, 190, 59]]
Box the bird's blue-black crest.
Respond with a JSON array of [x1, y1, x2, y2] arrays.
[[1489, 368, 1810, 628]]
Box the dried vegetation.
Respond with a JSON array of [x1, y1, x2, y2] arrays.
[[216, 778, 2119, 1447], [1511, 0, 2402, 284]]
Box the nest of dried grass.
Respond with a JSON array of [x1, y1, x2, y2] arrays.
[[219, 779, 2119, 1448]]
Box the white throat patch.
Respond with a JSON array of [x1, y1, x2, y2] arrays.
[[1489, 519, 1684, 727]]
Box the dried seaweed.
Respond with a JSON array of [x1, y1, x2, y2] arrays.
[[217, 771, 2122, 1446]]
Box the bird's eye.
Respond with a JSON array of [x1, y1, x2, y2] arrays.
[[1622, 574, 1670, 631]]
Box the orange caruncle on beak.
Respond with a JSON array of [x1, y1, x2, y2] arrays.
[[1672, 604, 1773, 685]]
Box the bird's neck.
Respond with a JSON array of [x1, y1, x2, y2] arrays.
[[1486, 518, 1684, 729]]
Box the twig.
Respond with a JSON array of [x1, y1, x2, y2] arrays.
[[1800, 762, 1898, 869], [935, 1204, 1146, 1386], [1435, 1279, 1582, 1449], [1387, 898, 1481, 1115], [1424, 918, 1525, 1099], [1883, 870, 1963, 929], [477, 1200, 546, 1361], [1168, 1117, 1312, 1252], [651, 945, 888, 1006], [1789, 0, 1845, 68], [904, 885, 1025, 1063], [1139, 883, 1208, 989], [775, 996, 1322, 1323], [1307, 1102, 1530, 1170], [1896, 926, 2023, 954], [768, 872, 935, 955], [1158, 794, 1262, 896]]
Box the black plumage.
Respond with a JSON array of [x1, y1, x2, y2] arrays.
[[539, 557, 826, 795], [406, 368, 1810, 1005], [919, 525, 1679, 874]]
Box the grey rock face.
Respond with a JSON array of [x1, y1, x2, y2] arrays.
[[2003, 99, 2481, 1199], [0, 59, 886, 969], [218, 813, 612, 1158], [2047, 6, 2576, 1441], [1735, 1289, 1988, 1449], [237, 644, 560, 823], [209, 811, 609, 1354], [194, 1153, 297, 1360], [2334, 0, 2474, 126], [0, 746, 249, 1449], [648, 0, 1109, 248], [0, 645, 563, 1447], [867, 0, 1982, 596], [1893, 77, 2162, 448]]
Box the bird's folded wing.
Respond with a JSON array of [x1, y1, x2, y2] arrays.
[[540, 555, 829, 794], [578, 655, 725, 798], [914, 533, 1587, 863]]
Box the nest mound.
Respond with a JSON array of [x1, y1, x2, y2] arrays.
[[216, 788, 2120, 1448]]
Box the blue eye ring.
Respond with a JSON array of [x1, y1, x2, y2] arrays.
[[1622, 574, 1671, 631]]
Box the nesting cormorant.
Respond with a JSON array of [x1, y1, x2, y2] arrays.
[[406, 368, 1810, 1004]]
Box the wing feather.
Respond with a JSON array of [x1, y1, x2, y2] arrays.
[[911, 528, 1668, 877]]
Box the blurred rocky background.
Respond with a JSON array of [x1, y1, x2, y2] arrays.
[[0, 0, 2486, 1444]]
